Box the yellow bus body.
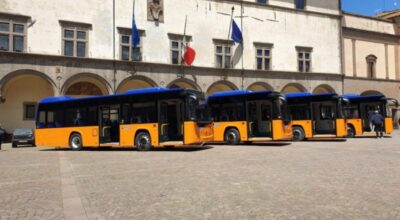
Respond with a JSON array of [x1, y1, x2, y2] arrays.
[[36, 121, 213, 149], [212, 120, 292, 142], [347, 117, 393, 136], [36, 126, 100, 148], [292, 118, 347, 139]]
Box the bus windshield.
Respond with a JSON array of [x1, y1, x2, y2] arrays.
[[278, 97, 291, 125], [186, 93, 211, 124]]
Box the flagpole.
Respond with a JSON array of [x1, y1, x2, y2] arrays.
[[240, 0, 244, 90], [112, 0, 117, 94], [182, 15, 187, 66], [132, 0, 137, 73], [227, 6, 235, 42]]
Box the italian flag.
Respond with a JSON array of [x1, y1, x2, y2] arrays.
[[183, 43, 196, 66], [182, 31, 196, 66]]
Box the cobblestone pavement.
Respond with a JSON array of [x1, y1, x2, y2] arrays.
[[1, 132, 400, 220]]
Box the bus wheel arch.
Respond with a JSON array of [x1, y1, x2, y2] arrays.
[[347, 124, 356, 138], [224, 127, 241, 145], [292, 126, 305, 142], [135, 130, 153, 151], [69, 132, 83, 151]]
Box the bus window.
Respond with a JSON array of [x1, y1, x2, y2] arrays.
[[220, 103, 244, 121], [210, 104, 220, 121], [121, 104, 130, 124], [320, 105, 335, 120], [289, 104, 310, 120], [47, 110, 64, 128], [132, 102, 156, 124], [65, 108, 87, 127], [344, 104, 359, 119], [87, 107, 98, 126], [37, 111, 46, 128]]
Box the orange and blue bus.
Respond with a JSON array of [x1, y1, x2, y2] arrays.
[[207, 90, 292, 145], [342, 94, 398, 137], [35, 88, 213, 151], [286, 93, 347, 141]]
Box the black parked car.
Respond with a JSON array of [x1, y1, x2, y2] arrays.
[[12, 128, 35, 148]]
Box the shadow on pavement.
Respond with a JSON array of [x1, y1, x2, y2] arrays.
[[210, 142, 291, 147], [39, 145, 214, 152], [305, 139, 347, 142], [351, 136, 392, 139]]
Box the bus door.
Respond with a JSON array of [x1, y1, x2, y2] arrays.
[[99, 105, 120, 143], [247, 101, 273, 138], [360, 102, 383, 132], [159, 99, 184, 142], [312, 102, 336, 135]]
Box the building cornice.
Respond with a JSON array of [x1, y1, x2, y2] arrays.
[[208, 0, 342, 20], [342, 11, 394, 24], [344, 76, 400, 83], [343, 27, 400, 44], [0, 51, 343, 79]]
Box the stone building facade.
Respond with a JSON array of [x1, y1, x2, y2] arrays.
[[342, 12, 400, 98], [0, 0, 395, 132]]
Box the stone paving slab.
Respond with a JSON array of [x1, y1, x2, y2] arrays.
[[0, 133, 400, 219]]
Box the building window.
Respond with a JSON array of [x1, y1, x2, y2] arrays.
[[0, 16, 27, 52], [171, 39, 183, 65], [366, 55, 377, 78], [168, 34, 192, 65], [297, 47, 312, 72], [60, 21, 91, 58], [23, 102, 36, 121], [215, 42, 233, 68], [256, 0, 268, 3], [255, 44, 272, 70], [118, 28, 144, 61], [295, 0, 306, 9]]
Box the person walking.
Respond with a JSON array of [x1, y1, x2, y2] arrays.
[[367, 109, 375, 132], [371, 110, 384, 138], [0, 124, 5, 150]]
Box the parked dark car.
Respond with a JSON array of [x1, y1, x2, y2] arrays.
[[12, 128, 35, 148]]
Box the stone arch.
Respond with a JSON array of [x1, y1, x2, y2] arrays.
[[167, 78, 201, 91], [281, 83, 308, 94], [361, 90, 384, 96], [247, 82, 274, 91], [116, 75, 157, 94], [61, 73, 112, 96], [0, 69, 56, 132], [206, 80, 238, 96], [312, 84, 336, 94], [0, 69, 57, 96]]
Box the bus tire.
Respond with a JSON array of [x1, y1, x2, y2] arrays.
[[224, 128, 241, 145], [292, 127, 305, 142], [347, 125, 355, 138], [135, 132, 153, 151], [69, 133, 83, 151]]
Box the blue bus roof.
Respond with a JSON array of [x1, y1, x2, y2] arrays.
[[208, 90, 275, 99], [341, 94, 385, 100], [285, 92, 337, 99], [39, 87, 184, 104]]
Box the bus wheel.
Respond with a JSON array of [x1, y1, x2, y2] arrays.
[[135, 132, 153, 151], [224, 128, 240, 145], [69, 133, 83, 151], [292, 127, 305, 142], [347, 126, 355, 138]]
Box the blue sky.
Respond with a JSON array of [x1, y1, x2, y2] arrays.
[[342, 0, 400, 16]]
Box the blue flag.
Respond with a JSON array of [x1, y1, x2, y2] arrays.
[[231, 20, 242, 44], [131, 11, 140, 47]]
